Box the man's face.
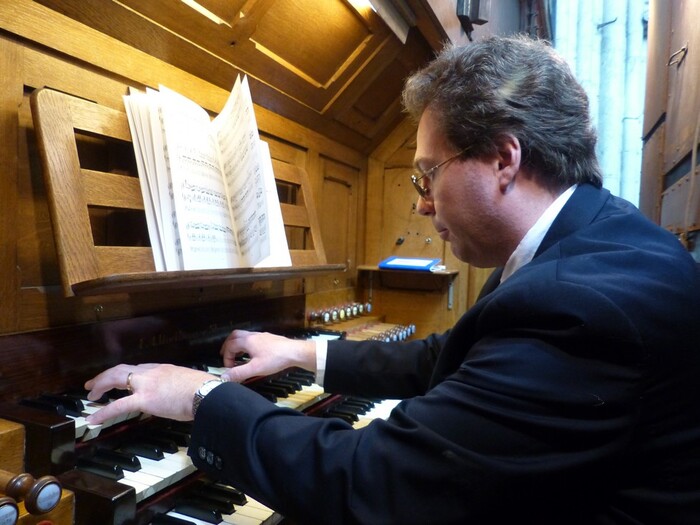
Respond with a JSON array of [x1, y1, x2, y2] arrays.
[[413, 108, 509, 268]]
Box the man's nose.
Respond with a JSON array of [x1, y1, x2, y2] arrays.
[[416, 195, 434, 216]]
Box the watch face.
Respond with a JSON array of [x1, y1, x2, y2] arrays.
[[199, 380, 223, 397]]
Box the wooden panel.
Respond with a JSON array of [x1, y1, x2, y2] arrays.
[[0, 419, 24, 473], [640, 122, 665, 222], [95, 246, 156, 275], [252, 0, 372, 89], [642, 0, 672, 138], [83, 170, 144, 210], [320, 158, 359, 269], [280, 203, 310, 228], [664, 0, 700, 172], [358, 286, 448, 339], [381, 166, 444, 260], [31, 88, 102, 295], [660, 166, 700, 233], [0, 34, 23, 333]]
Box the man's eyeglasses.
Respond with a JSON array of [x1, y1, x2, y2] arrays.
[[411, 146, 471, 198]]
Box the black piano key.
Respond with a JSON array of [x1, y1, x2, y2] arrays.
[[77, 456, 125, 480], [19, 398, 67, 417], [106, 388, 131, 400], [250, 389, 277, 403], [285, 372, 313, 386], [187, 485, 236, 514], [265, 379, 295, 394], [119, 442, 164, 460], [207, 482, 247, 506], [190, 493, 235, 515], [173, 499, 222, 524], [153, 428, 190, 447], [64, 387, 125, 405], [150, 514, 196, 525], [94, 447, 142, 472], [333, 403, 365, 414], [325, 410, 358, 423], [343, 399, 375, 411], [141, 437, 179, 454], [253, 384, 288, 398], [38, 393, 84, 416], [287, 370, 316, 382], [166, 420, 194, 435], [271, 377, 302, 391]]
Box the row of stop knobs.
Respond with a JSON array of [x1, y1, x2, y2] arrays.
[[307, 302, 373, 325], [345, 323, 417, 342]]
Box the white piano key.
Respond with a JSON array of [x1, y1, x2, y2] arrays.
[[121, 470, 164, 502], [165, 510, 212, 525], [71, 398, 141, 441], [67, 415, 91, 439], [221, 511, 267, 525], [80, 421, 104, 440], [161, 448, 197, 483], [220, 495, 277, 525], [136, 456, 180, 484], [229, 504, 272, 521], [274, 383, 326, 411], [118, 476, 155, 501], [353, 399, 401, 429]]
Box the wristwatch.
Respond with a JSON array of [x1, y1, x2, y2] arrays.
[[192, 379, 225, 418]]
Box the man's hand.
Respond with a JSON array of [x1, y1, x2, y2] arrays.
[[84, 363, 217, 424], [219, 330, 317, 383]]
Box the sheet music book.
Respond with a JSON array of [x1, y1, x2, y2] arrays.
[[123, 76, 291, 271]]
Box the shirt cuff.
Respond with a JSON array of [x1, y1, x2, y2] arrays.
[[315, 339, 328, 386]]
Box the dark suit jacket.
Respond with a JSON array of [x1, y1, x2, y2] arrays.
[[190, 184, 700, 524]]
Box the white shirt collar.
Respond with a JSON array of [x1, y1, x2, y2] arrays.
[[500, 185, 577, 283]]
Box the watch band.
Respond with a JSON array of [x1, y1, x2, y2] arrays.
[[192, 379, 225, 418]]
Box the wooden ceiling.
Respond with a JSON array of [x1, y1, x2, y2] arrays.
[[34, 0, 448, 154]]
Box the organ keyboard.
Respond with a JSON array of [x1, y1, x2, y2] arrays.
[[0, 307, 411, 525]]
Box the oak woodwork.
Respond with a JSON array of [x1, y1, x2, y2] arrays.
[[0, 420, 24, 474], [33, 0, 437, 154]]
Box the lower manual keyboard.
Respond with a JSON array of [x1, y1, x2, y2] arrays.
[[150, 479, 282, 525]]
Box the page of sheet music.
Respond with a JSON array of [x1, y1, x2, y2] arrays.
[[147, 88, 184, 271], [254, 141, 292, 268], [158, 86, 240, 270], [123, 90, 166, 271], [211, 76, 271, 267]]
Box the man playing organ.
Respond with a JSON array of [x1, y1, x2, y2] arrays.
[[85, 35, 700, 524]]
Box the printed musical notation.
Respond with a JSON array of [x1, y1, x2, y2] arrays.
[[124, 76, 289, 271]]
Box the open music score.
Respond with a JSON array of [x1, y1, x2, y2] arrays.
[[123, 76, 290, 272]]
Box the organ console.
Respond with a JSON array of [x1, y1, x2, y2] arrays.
[[0, 295, 411, 525]]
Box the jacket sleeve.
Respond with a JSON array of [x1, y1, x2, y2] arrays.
[[322, 330, 449, 398]]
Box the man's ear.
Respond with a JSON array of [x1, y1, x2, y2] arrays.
[[495, 134, 521, 193]]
